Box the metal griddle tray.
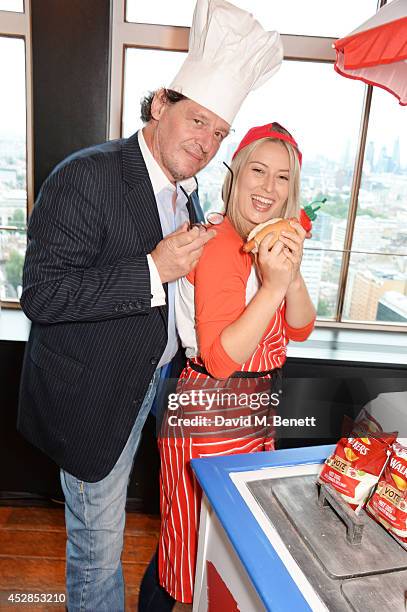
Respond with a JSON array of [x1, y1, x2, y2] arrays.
[[246, 475, 407, 611]]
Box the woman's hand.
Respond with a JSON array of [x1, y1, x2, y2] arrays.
[[277, 220, 306, 283], [255, 232, 294, 296]]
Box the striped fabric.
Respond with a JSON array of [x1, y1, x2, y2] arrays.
[[158, 366, 275, 603], [159, 216, 314, 602], [176, 217, 314, 380], [18, 133, 201, 483]]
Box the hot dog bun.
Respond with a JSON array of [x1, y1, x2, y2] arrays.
[[243, 217, 297, 253]]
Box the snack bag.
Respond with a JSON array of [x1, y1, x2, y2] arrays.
[[353, 408, 383, 437], [318, 412, 397, 513], [366, 441, 407, 550]]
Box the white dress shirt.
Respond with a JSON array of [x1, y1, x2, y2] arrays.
[[137, 130, 197, 368]]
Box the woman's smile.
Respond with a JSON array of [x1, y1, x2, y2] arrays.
[[237, 141, 290, 230], [251, 194, 275, 212]]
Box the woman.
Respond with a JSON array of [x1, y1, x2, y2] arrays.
[[158, 122, 316, 608]]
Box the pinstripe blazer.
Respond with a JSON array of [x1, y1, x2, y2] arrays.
[[18, 132, 202, 482]]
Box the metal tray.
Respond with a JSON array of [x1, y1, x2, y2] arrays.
[[247, 475, 407, 611]]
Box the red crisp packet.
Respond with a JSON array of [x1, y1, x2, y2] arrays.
[[366, 441, 407, 550], [318, 413, 397, 513]]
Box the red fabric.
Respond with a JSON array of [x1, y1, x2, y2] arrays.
[[335, 17, 407, 69], [334, 16, 407, 106], [189, 219, 249, 378], [157, 366, 275, 603], [333, 62, 407, 106], [190, 219, 314, 378], [201, 334, 242, 380], [158, 218, 314, 602], [158, 434, 274, 603]]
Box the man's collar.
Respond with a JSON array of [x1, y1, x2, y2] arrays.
[[138, 130, 197, 197]]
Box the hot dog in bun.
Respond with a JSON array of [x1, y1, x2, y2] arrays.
[[243, 217, 297, 253]]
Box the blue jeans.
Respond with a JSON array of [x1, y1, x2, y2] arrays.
[[60, 370, 160, 612]]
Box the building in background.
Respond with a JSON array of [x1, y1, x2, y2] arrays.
[[377, 291, 407, 322], [347, 269, 407, 322]]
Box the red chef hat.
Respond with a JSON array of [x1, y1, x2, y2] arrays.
[[232, 122, 302, 166]]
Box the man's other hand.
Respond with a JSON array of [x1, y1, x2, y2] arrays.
[[151, 223, 216, 283]]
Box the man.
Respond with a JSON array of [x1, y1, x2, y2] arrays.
[[18, 1, 282, 610]]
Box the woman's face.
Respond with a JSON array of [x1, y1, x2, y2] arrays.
[[236, 140, 290, 232]]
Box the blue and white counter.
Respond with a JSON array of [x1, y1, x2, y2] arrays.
[[191, 445, 334, 612]]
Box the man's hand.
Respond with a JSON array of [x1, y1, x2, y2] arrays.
[[150, 223, 216, 283]]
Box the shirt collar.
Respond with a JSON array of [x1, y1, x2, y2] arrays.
[[138, 129, 197, 197]]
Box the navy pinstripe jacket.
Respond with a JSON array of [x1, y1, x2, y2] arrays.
[[18, 132, 202, 482]]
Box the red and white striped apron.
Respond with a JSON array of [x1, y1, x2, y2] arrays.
[[157, 364, 278, 603]]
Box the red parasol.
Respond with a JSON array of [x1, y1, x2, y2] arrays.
[[334, 0, 407, 105]]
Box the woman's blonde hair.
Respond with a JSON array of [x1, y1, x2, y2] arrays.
[[222, 125, 301, 239]]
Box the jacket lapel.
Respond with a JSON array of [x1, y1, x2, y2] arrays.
[[122, 133, 168, 325], [122, 133, 163, 253]]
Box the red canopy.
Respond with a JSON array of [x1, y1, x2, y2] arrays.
[[334, 0, 407, 105]]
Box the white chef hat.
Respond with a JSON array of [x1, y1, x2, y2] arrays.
[[169, 0, 283, 125]]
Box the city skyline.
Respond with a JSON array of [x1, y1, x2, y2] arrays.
[[1, 130, 406, 322], [1, 9, 406, 322]]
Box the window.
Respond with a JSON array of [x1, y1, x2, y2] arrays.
[[342, 87, 407, 324], [123, 48, 185, 137], [112, 0, 406, 330], [126, 0, 193, 28], [0, 0, 23, 12], [125, 0, 377, 37], [0, 2, 31, 306]]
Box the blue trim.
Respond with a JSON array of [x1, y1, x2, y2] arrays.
[[191, 445, 334, 612]]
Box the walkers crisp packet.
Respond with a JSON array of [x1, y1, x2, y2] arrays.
[[318, 411, 397, 513], [366, 441, 407, 550]]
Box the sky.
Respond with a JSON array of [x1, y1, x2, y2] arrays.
[[1, 0, 406, 165], [0, 36, 26, 139], [126, 0, 379, 38], [123, 47, 407, 166], [0, 0, 23, 12]]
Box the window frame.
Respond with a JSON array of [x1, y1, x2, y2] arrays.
[[0, 2, 33, 309], [113, 0, 405, 333]]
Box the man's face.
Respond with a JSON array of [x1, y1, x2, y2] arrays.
[[149, 93, 230, 182]]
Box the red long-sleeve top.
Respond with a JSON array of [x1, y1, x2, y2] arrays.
[[175, 217, 315, 379]]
